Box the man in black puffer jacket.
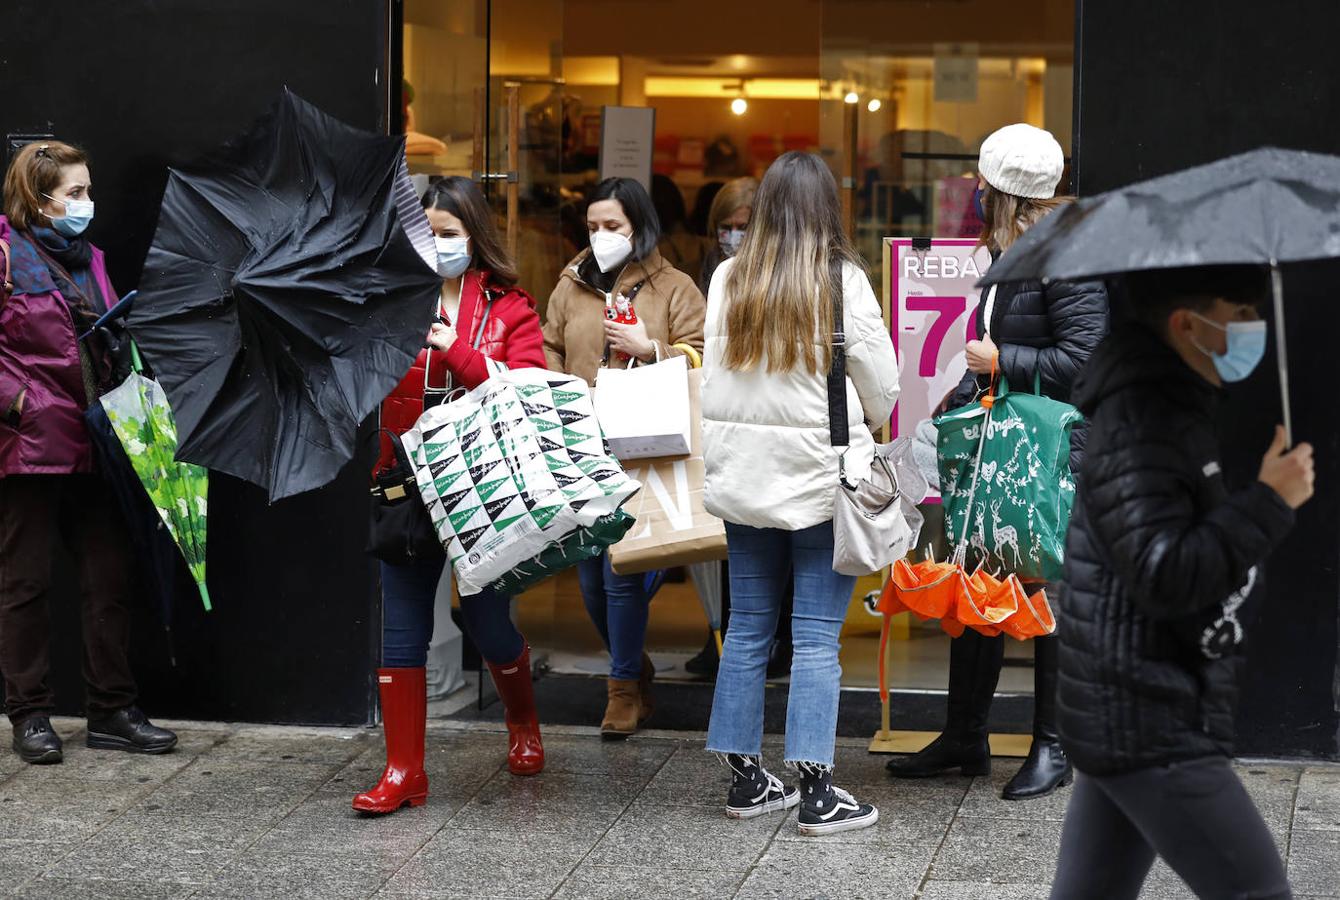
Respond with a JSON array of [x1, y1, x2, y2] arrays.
[[1049, 265, 1313, 900]]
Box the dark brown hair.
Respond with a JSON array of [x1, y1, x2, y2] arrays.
[[421, 176, 518, 285], [3, 140, 89, 232], [1124, 265, 1271, 333], [977, 181, 1070, 254]]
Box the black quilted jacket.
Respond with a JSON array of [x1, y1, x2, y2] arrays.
[[1056, 326, 1295, 775], [949, 274, 1108, 471]]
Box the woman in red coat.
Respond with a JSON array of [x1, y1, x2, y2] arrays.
[[355, 177, 546, 815]]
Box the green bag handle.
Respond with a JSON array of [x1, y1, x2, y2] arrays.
[[997, 368, 1043, 398], [130, 339, 145, 376]]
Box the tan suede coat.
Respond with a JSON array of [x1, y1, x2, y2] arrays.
[[542, 249, 706, 386]]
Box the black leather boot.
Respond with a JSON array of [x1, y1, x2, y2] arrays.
[[1002, 635, 1073, 800], [87, 706, 178, 754], [888, 629, 1004, 777], [12, 715, 63, 765]]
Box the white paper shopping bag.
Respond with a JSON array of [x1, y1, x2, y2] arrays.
[[593, 355, 692, 460]]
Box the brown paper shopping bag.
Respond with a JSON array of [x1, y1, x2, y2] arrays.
[[608, 369, 728, 575]]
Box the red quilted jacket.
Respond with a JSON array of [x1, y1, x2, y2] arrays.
[[376, 268, 544, 472]]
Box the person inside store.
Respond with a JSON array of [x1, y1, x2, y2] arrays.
[[652, 174, 708, 281], [701, 151, 900, 835], [356, 176, 547, 815], [687, 180, 724, 240], [541, 176, 705, 739], [1049, 265, 1309, 900], [886, 123, 1108, 800], [0, 140, 179, 764]]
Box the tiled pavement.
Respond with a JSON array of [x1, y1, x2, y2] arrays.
[[0, 717, 1336, 899]]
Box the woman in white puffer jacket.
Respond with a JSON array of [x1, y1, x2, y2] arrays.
[[700, 151, 900, 837]]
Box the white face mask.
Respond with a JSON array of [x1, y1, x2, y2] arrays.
[[590, 230, 633, 273], [434, 236, 470, 278]]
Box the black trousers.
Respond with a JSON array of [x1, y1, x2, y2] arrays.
[[1050, 756, 1291, 900], [0, 474, 137, 724]]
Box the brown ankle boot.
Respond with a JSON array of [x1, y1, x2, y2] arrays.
[[638, 653, 655, 724], [601, 678, 640, 740]]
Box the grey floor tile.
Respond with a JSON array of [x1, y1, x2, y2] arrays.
[[1288, 829, 1340, 896], [551, 862, 745, 899], [1295, 769, 1340, 832], [1138, 859, 1195, 899], [206, 733, 370, 768], [382, 827, 597, 898], [958, 770, 1074, 822], [0, 839, 71, 885], [191, 849, 401, 900], [533, 734, 679, 778], [92, 808, 275, 853], [20, 745, 199, 785], [0, 776, 152, 843], [931, 816, 1064, 884], [634, 746, 733, 809], [735, 841, 925, 899], [328, 739, 503, 798], [132, 760, 337, 820], [449, 771, 643, 836], [43, 832, 239, 886], [918, 881, 1053, 900], [251, 789, 457, 856], [585, 801, 782, 872], [10, 877, 193, 899], [1236, 764, 1302, 840]]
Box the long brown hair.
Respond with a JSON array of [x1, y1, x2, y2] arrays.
[[422, 176, 518, 285], [3, 140, 89, 232], [722, 152, 860, 375], [977, 182, 1071, 254]]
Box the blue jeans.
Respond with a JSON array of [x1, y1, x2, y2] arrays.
[[576, 552, 650, 680], [380, 559, 523, 667], [706, 521, 856, 768]]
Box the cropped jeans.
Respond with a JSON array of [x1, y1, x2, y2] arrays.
[[706, 520, 855, 768]]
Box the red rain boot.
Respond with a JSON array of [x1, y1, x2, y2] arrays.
[[353, 667, 429, 814], [487, 645, 545, 776]]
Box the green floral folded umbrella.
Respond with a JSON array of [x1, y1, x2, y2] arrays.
[[100, 347, 211, 611]]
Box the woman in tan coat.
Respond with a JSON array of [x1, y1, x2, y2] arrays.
[[542, 176, 705, 738]]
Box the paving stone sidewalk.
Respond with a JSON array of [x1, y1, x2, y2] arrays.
[[0, 717, 1336, 899]]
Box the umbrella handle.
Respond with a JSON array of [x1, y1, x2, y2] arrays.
[[130, 340, 145, 376], [1270, 262, 1292, 448]]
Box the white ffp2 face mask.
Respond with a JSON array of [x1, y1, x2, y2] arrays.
[[590, 230, 633, 273]]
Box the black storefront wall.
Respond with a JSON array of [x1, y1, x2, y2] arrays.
[[1075, 0, 1340, 759], [0, 0, 395, 725]]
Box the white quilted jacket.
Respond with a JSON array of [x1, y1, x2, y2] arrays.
[[702, 258, 901, 531]]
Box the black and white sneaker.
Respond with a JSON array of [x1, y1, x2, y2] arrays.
[[723, 754, 801, 819], [796, 764, 879, 836]]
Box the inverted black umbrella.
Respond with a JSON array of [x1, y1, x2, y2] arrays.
[[979, 147, 1340, 444], [129, 89, 441, 500]]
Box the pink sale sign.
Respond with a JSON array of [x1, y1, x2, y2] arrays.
[[887, 238, 993, 494]]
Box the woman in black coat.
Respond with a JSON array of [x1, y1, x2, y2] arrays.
[[886, 124, 1108, 800]]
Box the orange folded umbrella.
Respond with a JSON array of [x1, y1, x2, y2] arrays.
[[890, 559, 967, 621], [955, 568, 1022, 637], [1001, 584, 1057, 640]]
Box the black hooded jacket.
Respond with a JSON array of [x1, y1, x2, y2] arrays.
[[1056, 325, 1294, 775]]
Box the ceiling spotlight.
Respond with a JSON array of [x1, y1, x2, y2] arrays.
[[731, 97, 748, 116], [867, 98, 882, 112], [844, 91, 860, 105]]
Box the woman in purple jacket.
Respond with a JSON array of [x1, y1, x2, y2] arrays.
[[0, 141, 176, 765]]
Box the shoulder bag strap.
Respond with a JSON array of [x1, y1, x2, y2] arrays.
[[825, 256, 849, 449]]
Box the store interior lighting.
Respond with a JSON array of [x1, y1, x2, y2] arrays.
[[867, 97, 882, 112], [730, 96, 748, 115], [843, 90, 860, 104]]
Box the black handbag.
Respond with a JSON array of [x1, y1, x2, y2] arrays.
[[367, 427, 445, 565]]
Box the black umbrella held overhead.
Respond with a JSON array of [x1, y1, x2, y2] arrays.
[[129, 89, 441, 500], [979, 147, 1340, 446]]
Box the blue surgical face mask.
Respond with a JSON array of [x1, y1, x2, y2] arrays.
[[972, 185, 986, 222], [1191, 312, 1268, 382], [43, 194, 95, 237], [434, 236, 470, 278]]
